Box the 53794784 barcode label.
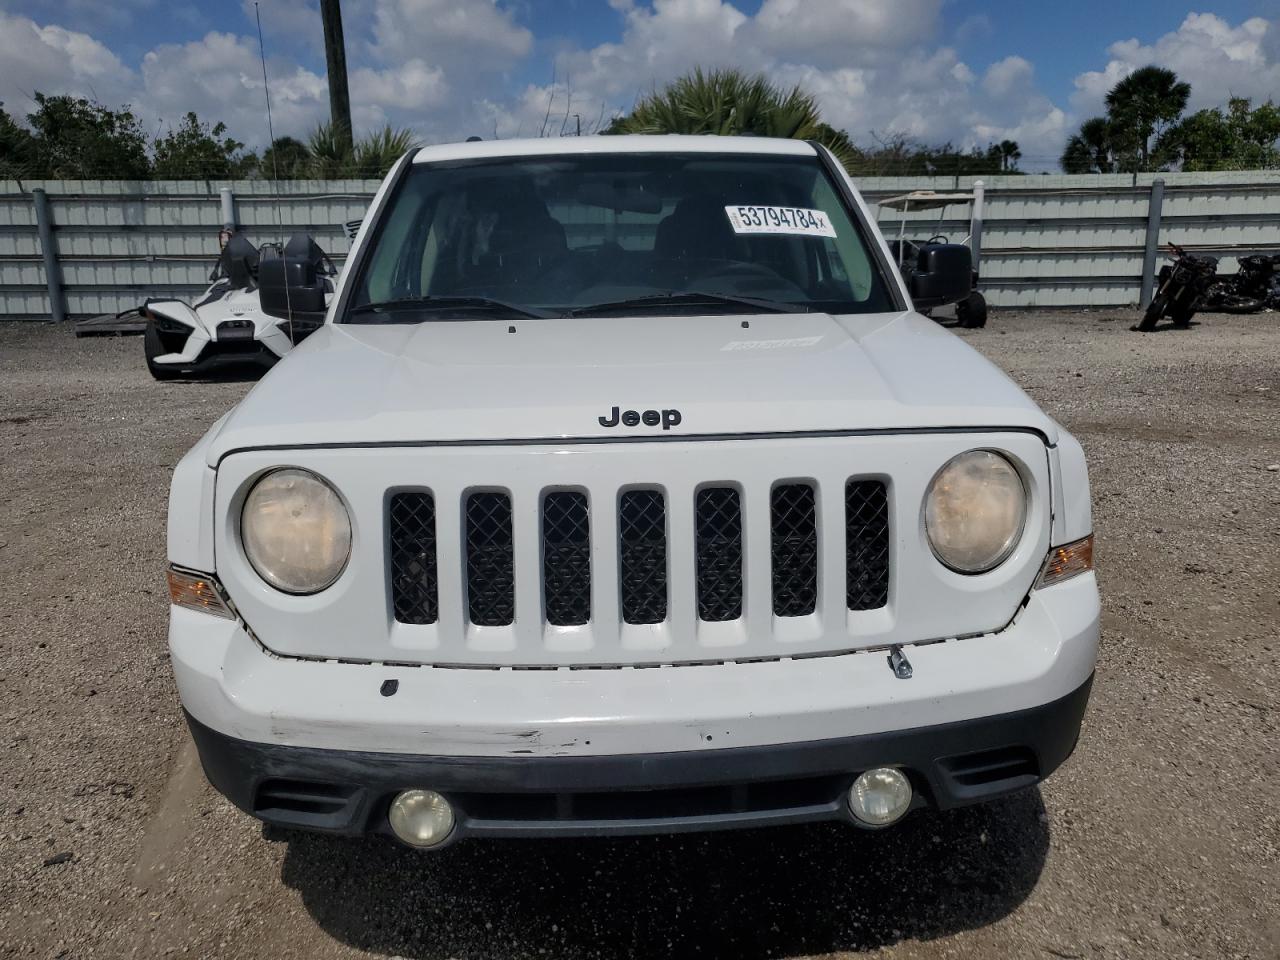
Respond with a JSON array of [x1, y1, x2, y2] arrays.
[[724, 205, 836, 238]]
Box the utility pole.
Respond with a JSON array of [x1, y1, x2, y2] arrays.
[[320, 0, 353, 154]]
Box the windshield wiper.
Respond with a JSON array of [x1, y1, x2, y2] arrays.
[[346, 296, 551, 322], [569, 291, 807, 317]]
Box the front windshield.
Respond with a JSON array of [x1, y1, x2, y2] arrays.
[[346, 151, 898, 320]]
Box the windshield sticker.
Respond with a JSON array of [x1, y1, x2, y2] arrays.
[[725, 205, 836, 238]]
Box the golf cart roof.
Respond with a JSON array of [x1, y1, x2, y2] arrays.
[[877, 190, 976, 211]]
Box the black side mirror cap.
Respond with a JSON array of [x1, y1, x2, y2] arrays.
[[909, 243, 973, 308]]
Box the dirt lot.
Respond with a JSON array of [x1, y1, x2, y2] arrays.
[[1, 310, 1277, 960]]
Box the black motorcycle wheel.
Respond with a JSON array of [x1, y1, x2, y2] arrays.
[[1137, 291, 1167, 331], [144, 321, 182, 380], [956, 291, 988, 329], [1210, 294, 1265, 314], [1170, 303, 1196, 327]]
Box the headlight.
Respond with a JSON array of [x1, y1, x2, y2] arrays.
[[924, 450, 1026, 573], [241, 468, 351, 594]]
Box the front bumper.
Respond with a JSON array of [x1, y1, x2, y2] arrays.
[[172, 572, 1098, 842], [186, 674, 1091, 842]]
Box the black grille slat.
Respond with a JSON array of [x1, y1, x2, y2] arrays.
[[619, 490, 668, 624], [771, 484, 818, 617], [695, 487, 743, 622], [846, 480, 890, 610], [543, 492, 591, 626], [466, 492, 515, 626], [389, 492, 438, 625]]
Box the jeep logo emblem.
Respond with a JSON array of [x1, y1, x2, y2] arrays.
[[598, 406, 682, 431]]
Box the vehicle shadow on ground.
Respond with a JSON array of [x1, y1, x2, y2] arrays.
[[276, 787, 1049, 959]]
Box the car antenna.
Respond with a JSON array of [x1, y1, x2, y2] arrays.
[[255, 1, 295, 346]]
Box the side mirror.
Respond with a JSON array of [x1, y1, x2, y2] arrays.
[[908, 243, 972, 308]]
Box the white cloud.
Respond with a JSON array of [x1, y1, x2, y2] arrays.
[[749, 0, 942, 66], [551, 0, 1065, 162], [982, 56, 1033, 99], [367, 0, 532, 75], [1072, 13, 1280, 118], [0, 12, 136, 115], [139, 32, 328, 141]]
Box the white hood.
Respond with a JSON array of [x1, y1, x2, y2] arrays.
[[204, 311, 1055, 464]]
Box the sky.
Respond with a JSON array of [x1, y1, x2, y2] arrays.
[[0, 0, 1277, 171]]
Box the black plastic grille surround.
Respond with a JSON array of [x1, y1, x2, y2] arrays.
[[771, 483, 818, 617], [542, 492, 591, 626], [389, 492, 438, 624], [466, 492, 515, 627], [695, 487, 743, 622], [846, 480, 890, 610], [619, 490, 667, 624]]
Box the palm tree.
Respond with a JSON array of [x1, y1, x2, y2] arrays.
[[1061, 117, 1116, 173], [1104, 66, 1190, 171], [608, 68, 860, 169], [997, 139, 1021, 172], [305, 121, 419, 178]]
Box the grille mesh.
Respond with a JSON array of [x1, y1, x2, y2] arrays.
[[542, 492, 591, 626], [619, 490, 667, 624], [846, 480, 890, 610], [389, 492, 438, 625], [771, 483, 818, 617], [466, 492, 515, 626], [695, 487, 743, 622]]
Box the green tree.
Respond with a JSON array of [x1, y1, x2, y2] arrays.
[[1104, 66, 1190, 171], [996, 139, 1022, 172], [0, 103, 37, 178], [152, 112, 247, 179], [258, 135, 311, 178], [26, 92, 150, 178], [1061, 116, 1118, 173], [351, 126, 419, 177], [1162, 97, 1280, 171], [606, 68, 859, 169], [304, 121, 418, 178]]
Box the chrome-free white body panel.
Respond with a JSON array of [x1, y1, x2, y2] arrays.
[[202, 311, 1056, 464], [170, 572, 1098, 757]]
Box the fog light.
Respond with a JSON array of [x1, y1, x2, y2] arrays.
[[849, 767, 913, 826], [388, 789, 455, 848]]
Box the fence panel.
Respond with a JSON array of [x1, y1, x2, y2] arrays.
[[1, 170, 1277, 318]]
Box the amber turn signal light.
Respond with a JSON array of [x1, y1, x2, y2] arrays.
[[167, 567, 235, 619], [1035, 534, 1094, 589]]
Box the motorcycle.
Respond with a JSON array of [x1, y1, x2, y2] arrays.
[[142, 233, 335, 380], [1201, 253, 1280, 314], [1136, 243, 1218, 331]]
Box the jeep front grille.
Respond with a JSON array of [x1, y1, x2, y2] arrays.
[[846, 480, 890, 611], [694, 487, 744, 622], [619, 489, 667, 625], [389, 492, 438, 625], [390, 480, 889, 634], [771, 483, 818, 617], [465, 492, 515, 627], [542, 491, 591, 626]]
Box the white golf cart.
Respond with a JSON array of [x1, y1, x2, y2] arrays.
[[878, 189, 987, 329]]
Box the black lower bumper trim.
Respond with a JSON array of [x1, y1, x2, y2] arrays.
[[186, 674, 1092, 842]]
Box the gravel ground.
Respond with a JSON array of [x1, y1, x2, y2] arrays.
[[1, 310, 1277, 960]]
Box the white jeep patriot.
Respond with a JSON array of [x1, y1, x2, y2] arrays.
[[166, 135, 1097, 849]]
